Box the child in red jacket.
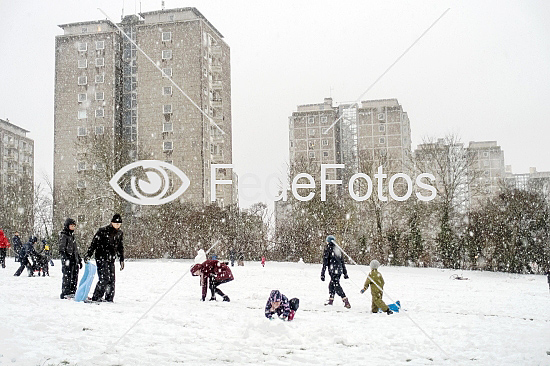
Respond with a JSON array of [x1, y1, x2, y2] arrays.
[[191, 260, 234, 302], [0, 229, 10, 268]]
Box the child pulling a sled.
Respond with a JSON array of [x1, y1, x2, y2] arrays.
[[191, 260, 233, 302], [360, 259, 393, 315]]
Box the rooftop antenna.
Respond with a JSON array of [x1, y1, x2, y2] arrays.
[[121, 0, 125, 20], [162, 0, 165, 10]]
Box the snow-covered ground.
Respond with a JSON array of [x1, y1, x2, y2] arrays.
[[0, 257, 549, 366]]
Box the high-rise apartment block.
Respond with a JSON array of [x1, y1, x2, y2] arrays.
[[53, 8, 234, 229], [468, 141, 505, 207], [0, 118, 34, 233]]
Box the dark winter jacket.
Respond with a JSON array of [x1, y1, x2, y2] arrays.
[[12, 234, 22, 254], [0, 230, 10, 249], [191, 260, 233, 300], [19, 238, 37, 260], [265, 290, 291, 319], [321, 242, 348, 277], [58, 218, 81, 263], [86, 224, 124, 263]]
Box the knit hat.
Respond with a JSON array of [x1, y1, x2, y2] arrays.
[[111, 214, 122, 223], [370, 259, 380, 269], [326, 235, 336, 243]]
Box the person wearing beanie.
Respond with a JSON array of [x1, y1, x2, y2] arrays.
[[360, 259, 392, 315], [59, 218, 82, 298], [321, 235, 351, 309], [84, 214, 124, 302]]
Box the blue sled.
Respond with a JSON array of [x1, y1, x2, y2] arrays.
[[74, 262, 97, 302], [388, 300, 401, 313]]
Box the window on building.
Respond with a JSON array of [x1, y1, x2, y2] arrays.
[[163, 86, 172, 95], [163, 141, 173, 151], [78, 42, 87, 52], [290, 141, 294, 148], [77, 180, 86, 189], [81, 27, 88, 33], [77, 162, 86, 171], [95, 92, 104, 101], [322, 139, 328, 146], [95, 58, 104, 67], [309, 141, 315, 148], [379, 125, 386, 132], [162, 68, 172, 77], [162, 50, 172, 60], [95, 109, 104, 118], [162, 32, 172, 41], [78, 110, 87, 119], [309, 152, 315, 158], [78, 59, 87, 68], [163, 104, 172, 114], [308, 116, 315, 124], [163, 122, 173, 132], [323, 151, 329, 157], [78, 93, 87, 102], [320, 116, 328, 123], [77, 127, 87, 136], [379, 137, 385, 144], [95, 74, 104, 83], [94, 162, 105, 170], [78, 76, 87, 85], [95, 126, 104, 135], [96, 41, 105, 50], [483, 152, 489, 158], [483, 161, 490, 167], [309, 129, 315, 136]]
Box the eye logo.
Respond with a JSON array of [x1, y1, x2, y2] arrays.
[[109, 160, 190, 205]]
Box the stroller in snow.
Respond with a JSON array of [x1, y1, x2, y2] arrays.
[[30, 252, 49, 277]]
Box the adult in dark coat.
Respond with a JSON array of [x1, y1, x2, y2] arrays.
[[12, 232, 22, 262], [84, 214, 124, 302], [0, 229, 10, 268], [191, 260, 233, 301], [14, 236, 38, 276], [59, 218, 82, 298], [321, 235, 351, 308]]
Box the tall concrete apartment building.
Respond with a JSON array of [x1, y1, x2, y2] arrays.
[[0, 118, 34, 234], [54, 8, 234, 229], [468, 141, 505, 207], [288, 98, 412, 179]]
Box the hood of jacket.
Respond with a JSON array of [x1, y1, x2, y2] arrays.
[[63, 218, 76, 233]]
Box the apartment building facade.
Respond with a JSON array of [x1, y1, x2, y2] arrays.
[[53, 8, 234, 230]]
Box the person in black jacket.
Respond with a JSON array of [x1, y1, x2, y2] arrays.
[[59, 218, 82, 298], [84, 214, 124, 302], [321, 235, 351, 308], [12, 232, 22, 262], [14, 236, 38, 277]]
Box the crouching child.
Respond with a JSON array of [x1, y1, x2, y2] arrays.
[[360, 260, 393, 315], [264, 290, 299, 321], [191, 260, 233, 302]]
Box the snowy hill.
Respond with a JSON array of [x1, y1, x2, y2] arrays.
[[0, 259, 548, 365]]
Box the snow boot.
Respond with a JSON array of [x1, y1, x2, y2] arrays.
[[223, 295, 230, 302], [386, 309, 393, 315], [343, 297, 351, 309], [325, 297, 334, 306], [209, 297, 217, 301]]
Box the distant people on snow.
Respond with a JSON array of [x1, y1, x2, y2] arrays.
[[191, 259, 233, 302], [84, 214, 125, 303], [360, 259, 393, 315], [14, 236, 38, 277], [229, 249, 236, 267], [59, 218, 82, 298], [0, 229, 10, 268], [264, 290, 299, 321], [321, 235, 351, 309], [261, 256, 266, 267]]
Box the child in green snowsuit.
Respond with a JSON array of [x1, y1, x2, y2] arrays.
[[361, 260, 393, 315]]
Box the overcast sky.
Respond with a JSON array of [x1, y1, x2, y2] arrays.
[[1, 0, 549, 208]]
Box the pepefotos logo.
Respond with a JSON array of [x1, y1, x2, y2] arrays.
[[110, 160, 190, 205]]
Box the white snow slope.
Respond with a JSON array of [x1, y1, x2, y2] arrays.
[[0, 258, 549, 366]]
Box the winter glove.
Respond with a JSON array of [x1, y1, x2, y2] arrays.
[[360, 289, 365, 294], [320, 274, 325, 281], [343, 274, 349, 279], [120, 261, 125, 270]]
